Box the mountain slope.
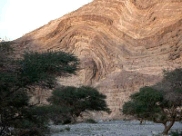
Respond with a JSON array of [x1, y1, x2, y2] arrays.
[[13, 0, 182, 119]]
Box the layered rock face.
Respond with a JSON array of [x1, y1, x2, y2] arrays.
[[13, 0, 182, 119]]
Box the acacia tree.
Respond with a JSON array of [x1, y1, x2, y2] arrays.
[[122, 69, 182, 135], [122, 86, 163, 123], [48, 86, 111, 123], [161, 68, 182, 105], [0, 42, 79, 135]]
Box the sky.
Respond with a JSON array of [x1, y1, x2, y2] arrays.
[[0, 0, 92, 40]]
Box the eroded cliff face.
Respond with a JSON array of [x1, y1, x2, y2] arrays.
[[13, 0, 182, 119]]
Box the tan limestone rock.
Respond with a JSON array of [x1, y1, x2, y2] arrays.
[[12, 0, 182, 119]]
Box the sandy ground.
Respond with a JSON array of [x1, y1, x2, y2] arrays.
[[50, 120, 182, 136]]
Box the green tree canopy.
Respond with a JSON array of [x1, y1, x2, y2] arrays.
[[123, 86, 163, 121], [156, 68, 182, 105], [48, 86, 110, 123], [122, 69, 182, 135], [0, 42, 80, 135]]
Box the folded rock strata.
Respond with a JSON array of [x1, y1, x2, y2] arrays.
[[13, 0, 182, 119]]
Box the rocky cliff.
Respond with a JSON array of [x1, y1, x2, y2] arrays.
[[13, 0, 182, 119]]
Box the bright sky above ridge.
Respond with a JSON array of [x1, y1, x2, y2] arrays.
[[0, 0, 92, 40]]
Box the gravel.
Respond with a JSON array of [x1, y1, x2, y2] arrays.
[[50, 120, 182, 136]]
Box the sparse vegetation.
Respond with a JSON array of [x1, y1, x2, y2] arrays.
[[48, 86, 111, 124], [170, 130, 182, 136], [0, 41, 110, 135], [0, 42, 79, 135], [122, 69, 182, 135]]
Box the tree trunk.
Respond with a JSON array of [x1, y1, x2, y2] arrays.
[[71, 116, 76, 124], [162, 120, 175, 135], [139, 119, 143, 125]]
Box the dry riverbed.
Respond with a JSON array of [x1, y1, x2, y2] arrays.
[[50, 120, 182, 136]]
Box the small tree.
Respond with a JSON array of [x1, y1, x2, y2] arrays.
[[0, 42, 79, 135], [48, 86, 110, 123], [161, 68, 182, 105], [122, 69, 182, 135], [122, 86, 163, 123]]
